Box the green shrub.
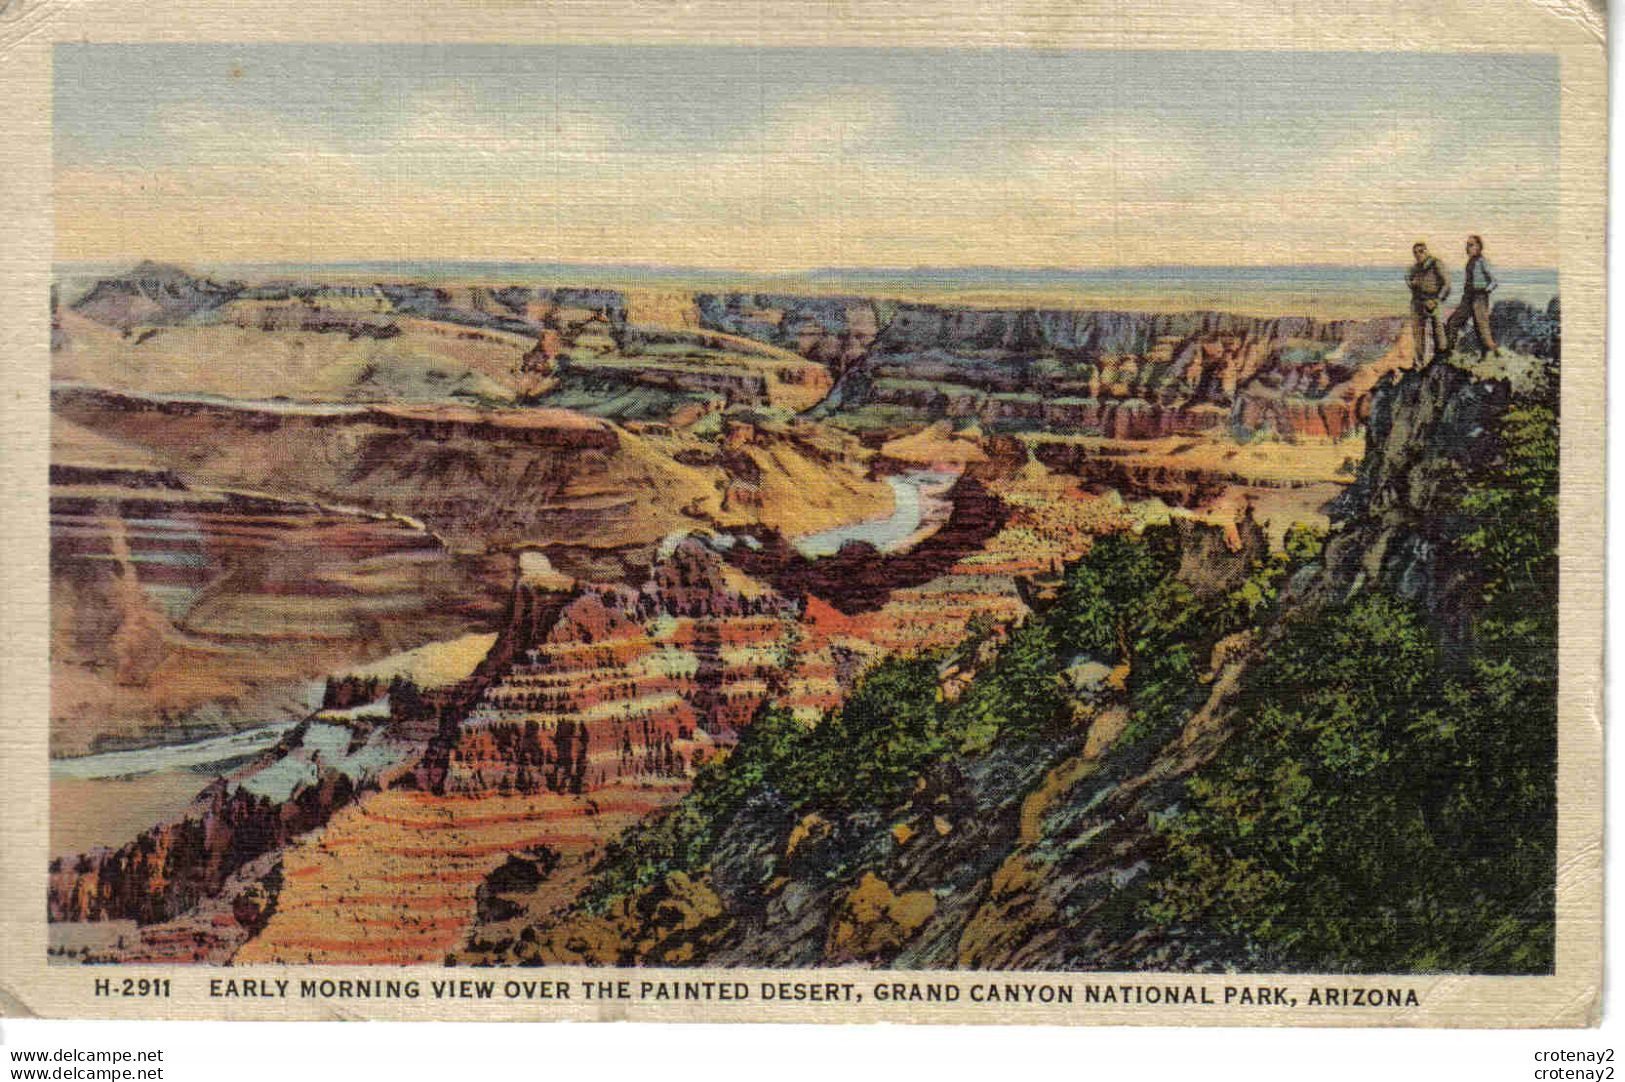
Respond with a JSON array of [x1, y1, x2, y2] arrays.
[[946, 618, 1065, 751], [1053, 530, 1176, 661], [1283, 522, 1327, 564], [1147, 399, 1558, 973], [789, 652, 948, 812]]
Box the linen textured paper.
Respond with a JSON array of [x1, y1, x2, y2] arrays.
[[0, 0, 1605, 1026]]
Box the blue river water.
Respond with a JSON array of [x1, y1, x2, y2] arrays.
[[793, 470, 958, 558], [51, 721, 301, 781]]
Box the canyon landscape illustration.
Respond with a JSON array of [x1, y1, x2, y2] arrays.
[[44, 45, 1563, 978]]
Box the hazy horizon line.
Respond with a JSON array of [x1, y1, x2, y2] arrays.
[[53, 259, 1561, 275]]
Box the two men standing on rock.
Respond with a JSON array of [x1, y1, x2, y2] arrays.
[[1406, 235, 1500, 366]]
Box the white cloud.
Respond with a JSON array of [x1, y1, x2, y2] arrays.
[[746, 89, 899, 157], [147, 103, 335, 167], [55, 86, 1555, 269], [391, 87, 628, 161]]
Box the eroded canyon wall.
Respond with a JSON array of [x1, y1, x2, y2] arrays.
[[695, 293, 1406, 439]]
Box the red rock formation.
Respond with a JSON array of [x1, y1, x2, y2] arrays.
[[443, 539, 798, 797]]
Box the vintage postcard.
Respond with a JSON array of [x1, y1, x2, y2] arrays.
[[0, 0, 1605, 1026]]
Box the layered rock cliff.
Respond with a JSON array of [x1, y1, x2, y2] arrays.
[[695, 292, 1405, 439], [443, 537, 798, 797], [48, 535, 796, 931], [49, 385, 888, 565]]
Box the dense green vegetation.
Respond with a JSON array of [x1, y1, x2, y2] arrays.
[[586, 520, 1279, 910], [583, 655, 948, 908], [581, 384, 1557, 974], [1146, 396, 1558, 972]]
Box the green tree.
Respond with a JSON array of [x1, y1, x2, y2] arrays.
[[1147, 395, 1558, 972], [794, 653, 946, 811], [1146, 595, 1443, 966], [586, 704, 811, 907], [1054, 531, 1172, 661], [947, 617, 1065, 750], [1457, 401, 1559, 652]]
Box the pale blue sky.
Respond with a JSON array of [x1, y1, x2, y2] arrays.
[[54, 46, 1559, 268]]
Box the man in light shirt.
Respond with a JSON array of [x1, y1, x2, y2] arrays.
[[1444, 234, 1501, 359]]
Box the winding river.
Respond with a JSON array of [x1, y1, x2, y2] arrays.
[[51, 720, 302, 782], [793, 470, 959, 558], [50, 718, 311, 858]]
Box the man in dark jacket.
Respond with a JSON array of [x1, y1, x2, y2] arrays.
[[1405, 241, 1450, 366], [1444, 234, 1500, 358]]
